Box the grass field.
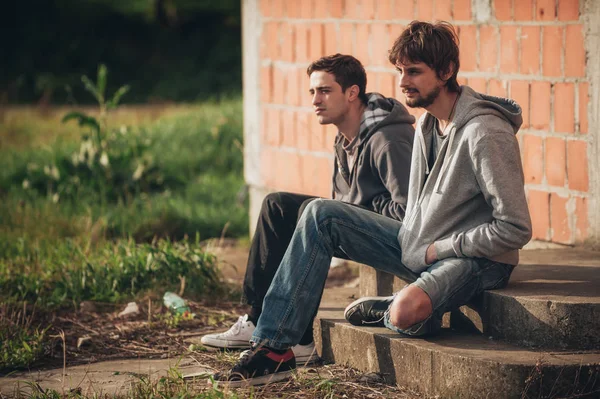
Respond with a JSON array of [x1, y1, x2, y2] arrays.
[[0, 101, 248, 370]]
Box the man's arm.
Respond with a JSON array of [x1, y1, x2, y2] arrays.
[[433, 132, 532, 260], [371, 137, 412, 222]]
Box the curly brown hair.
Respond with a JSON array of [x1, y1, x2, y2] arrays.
[[307, 54, 369, 104], [388, 21, 460, 92]]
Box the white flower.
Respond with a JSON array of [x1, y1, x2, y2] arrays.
[[120, 125, 128, 135], [100, 152, 110, 167], [22, 179, 30, 189], [52, 193, 60, 203], [132, 164, 145, 181]]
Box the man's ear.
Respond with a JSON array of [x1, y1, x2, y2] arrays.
[[347, 84, 360, 102], [440, 62, 456, 82]]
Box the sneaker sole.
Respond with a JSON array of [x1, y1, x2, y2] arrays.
[[214, 370, 294, 387], [295, 353, 321, 366], [344, 296, 389, 326], [200, 340, 252, 349]]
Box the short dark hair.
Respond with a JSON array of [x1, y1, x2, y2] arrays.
[[307, 54, 369, 104], [388, 21, 460, 92]]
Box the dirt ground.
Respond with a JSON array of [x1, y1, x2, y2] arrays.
[[0, 242, 418, 398]]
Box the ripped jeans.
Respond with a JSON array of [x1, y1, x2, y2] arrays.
[[251, 199, 515, 349]]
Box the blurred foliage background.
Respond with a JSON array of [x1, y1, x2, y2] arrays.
[[1, 0, 242, 104]]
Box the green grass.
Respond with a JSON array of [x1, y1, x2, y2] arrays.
[[0, 100, 247, 370]]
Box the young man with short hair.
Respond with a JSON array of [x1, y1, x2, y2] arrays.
[[200, 54, 415, 365], [210, 21, 531, 387]]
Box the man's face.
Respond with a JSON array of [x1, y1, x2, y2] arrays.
[[396, 61, 445, 109], [309, 71, 350, 125]]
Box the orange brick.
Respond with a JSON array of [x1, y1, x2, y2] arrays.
[[567, 140, 589, 191], [389, 24, 406, 55], [281, 110, 297, 147], [261, 147, 276, 187], [296, 111, 312, 150], [261, 107, 270, 145], [340, 23, 354, 55], [273, 66, 286, 104], [550, 193, 571, 243], [558, 0, 579, 21], [324, 124, 338, 153], [260, 0, 271, 17], [309, 118, 326, 152], [371, 24, 390, 66], [302, 155, 332, 197], [266, 108, 282, 146], [260, 65, 273, 103], [530, 82, 551, 130], [366, 70, 378, 92], [520, 26, 540, 75], [528, 190, 550, 240], [299, 0, 313, 18], [433, 0, 452, 20], [453, 0, 471, 20], [514, 0, 534, 20], [494, 0, 511, 20], [361, 0, 377, 20], [574, 196, 588, 242], [536, 0, 556, 21], [286, 1, 300, 18], [417, 0, 434, 20], [272, 0, 284, 18], [545, 137, 566, 186], [542, 26, 563, 77], [579, 83, 588, 133], [479, 26, 498, 73], [314, 0, 328, 18], [377, 0, 392, 19], [355, 24, 370, 64], [315, 157, 334, 198], [378, 72, 396, 99], [554, 83, 575, 133], [309, 24, 324, 61], [500, 26, 519, 73], [285, 67, 300, 106], [457, 76, 468, 86], [295, 24, 310, 63], [511, 81, 530, 129], [261, 22, 280, 60], [345, 0, 360, 18], [459, 25, 477, 72], [522, 134, 544, 184], [324, 23, 337, 55], [488, 79, 507, 97], [280, 23, 295, 62], [278, 151, 302, 192], [469, 77, 487, 94], [394, 0, 415, 19], [329, 0, 344, 18], [565, 25, 586, 77]]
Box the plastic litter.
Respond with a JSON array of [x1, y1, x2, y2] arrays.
[[163, 292, 192, 316], [117, 301, 140, 318]]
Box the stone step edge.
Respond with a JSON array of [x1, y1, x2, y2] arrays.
[[314, 312, 600, 399]]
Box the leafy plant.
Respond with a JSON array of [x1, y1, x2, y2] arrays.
[[0, 305, 48, 371]]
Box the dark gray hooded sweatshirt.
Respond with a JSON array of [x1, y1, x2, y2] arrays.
[[333, 92, 415, 222], [399, 86, 532, 272]]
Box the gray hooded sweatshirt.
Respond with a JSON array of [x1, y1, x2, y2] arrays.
[[399, 86, 532, 273], [333, 93, 415, 221]]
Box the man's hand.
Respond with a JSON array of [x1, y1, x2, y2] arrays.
[[425, 243, 437, 264]]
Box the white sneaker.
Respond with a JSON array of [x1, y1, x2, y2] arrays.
[[200, 314, 255, 349], [292, 342, 320, 366]]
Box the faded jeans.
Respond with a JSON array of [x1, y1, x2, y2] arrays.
[[251, 199, 514, 349]]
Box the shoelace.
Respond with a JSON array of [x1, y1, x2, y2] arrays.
[[361, 314, 386, 325], [220, 315, 248, 337]]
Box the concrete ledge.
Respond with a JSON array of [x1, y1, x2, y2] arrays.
[[359, 249, 600, 349], [314, 308, 600, 399]]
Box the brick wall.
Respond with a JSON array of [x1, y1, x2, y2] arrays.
[[243, 0, 596, 245]]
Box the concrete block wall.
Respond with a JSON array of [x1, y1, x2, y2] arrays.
[[243, 0, 599, 246]]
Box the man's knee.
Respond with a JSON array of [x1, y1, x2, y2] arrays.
[[389, 285, 433, 330]]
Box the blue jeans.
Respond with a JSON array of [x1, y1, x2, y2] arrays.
[[251, 199, 514, 349]]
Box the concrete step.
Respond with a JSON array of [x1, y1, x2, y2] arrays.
[[314, 308, 600, 399], [359, 249, 600, 350]]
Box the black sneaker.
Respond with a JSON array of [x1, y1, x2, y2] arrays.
[[211, 346, 296, 387], [344, 296, 394, 327]]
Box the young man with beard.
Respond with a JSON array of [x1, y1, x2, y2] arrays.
[[209, 21, 532, 387], [199, 54, 415, 365]]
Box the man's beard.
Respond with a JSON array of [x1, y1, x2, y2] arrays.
[[405, 85, 441, 108]]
